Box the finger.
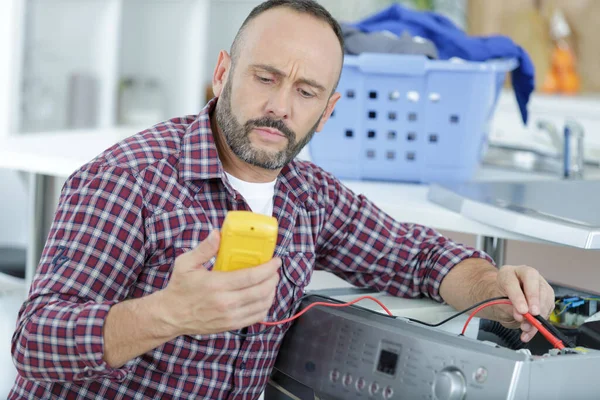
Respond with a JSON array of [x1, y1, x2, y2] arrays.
[[237, 289, 276, 318], [513, 310, 524, 323], [521, 328, 538, 343], [520, 322, 533, 332], [217, 273, 278, 311], [185, 230, 221, 268], [228, 274, 279, 308], [540, 281, 556, 319], [213, 286, 275, 328], [494, 304, 516, 324], [216, 257, 282, 290], [499, 268, 529, 315], [222, 300, 272, 326], [231, 309, 274, 331], [516, 267, 541, 315]]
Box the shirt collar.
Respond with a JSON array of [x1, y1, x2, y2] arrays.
[[180, 98, 223, 182], [180, 98, 314, 204]]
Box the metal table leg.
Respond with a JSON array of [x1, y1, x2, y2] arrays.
[[25, 173, 52, 291], [476, 236, 506, 267]]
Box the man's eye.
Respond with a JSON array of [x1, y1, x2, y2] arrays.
[[257, 76, 273, 84], [299, 89, 315, 98]]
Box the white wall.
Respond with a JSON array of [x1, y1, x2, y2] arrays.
[[204, 0, 264, 92], [0, 0, 28, 249], [0, 0, 22, 135], [120, 0, 208, 120]]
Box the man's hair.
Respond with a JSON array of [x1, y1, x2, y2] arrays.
[[230, 0, 344, 91]]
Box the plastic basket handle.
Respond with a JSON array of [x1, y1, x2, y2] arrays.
[[348, 53, 427, 76], [345, 53, 519, 75]]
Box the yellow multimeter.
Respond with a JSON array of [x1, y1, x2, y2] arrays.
[[213, 211, 279, 272]]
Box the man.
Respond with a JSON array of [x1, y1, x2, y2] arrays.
[[10, 1, 554, 399]]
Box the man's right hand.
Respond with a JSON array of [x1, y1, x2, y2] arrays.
[[159, 230, 281, 337]]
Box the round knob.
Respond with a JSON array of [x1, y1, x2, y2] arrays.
[[433, 367, 467, 400]]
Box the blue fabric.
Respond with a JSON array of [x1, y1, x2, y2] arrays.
[[352, 5, 534, 124]]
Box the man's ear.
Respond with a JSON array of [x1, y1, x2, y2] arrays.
[[212, 50, 232, 98], [315, 92, 341, 132]]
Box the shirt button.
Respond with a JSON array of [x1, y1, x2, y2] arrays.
[[240, 361, 246, 369]]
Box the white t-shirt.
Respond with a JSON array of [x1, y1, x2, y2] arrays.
[[225, 172, 276, 216]]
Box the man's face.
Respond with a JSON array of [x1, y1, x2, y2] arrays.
[[214, 8, 342, 170]]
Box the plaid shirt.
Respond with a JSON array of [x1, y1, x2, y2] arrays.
[[10, 98, 491, 399]]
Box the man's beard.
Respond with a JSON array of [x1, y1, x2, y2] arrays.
[[215, 78, 323, 170]]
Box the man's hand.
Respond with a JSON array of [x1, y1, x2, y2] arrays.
[[159, 230, 281, 336], [493, 265, 555, 342], [440, 259, 555, 343]]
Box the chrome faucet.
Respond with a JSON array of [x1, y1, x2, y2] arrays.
[[563, 119, 585, 179], [536, 118, 585, 179], [536, 119, 563, 153]]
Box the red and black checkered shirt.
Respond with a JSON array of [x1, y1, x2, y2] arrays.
[[10, 98, 491, 399]]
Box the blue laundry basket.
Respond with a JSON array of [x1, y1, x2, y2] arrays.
[[309, 53, 518, 183]]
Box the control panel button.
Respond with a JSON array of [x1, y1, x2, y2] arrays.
[[343, 373, 353, 387], [433, 367, 467, 400], [356, 377, 366, 392], [474, 367, 488, 383], [330, 369, 340, 383], [383, 385, 394, 399], [369, 382, 380, 395]]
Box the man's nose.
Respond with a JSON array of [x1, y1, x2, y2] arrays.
[[265, 87, 291, 120]]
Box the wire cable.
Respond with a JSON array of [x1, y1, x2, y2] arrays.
[[228, 295, 393, 337], [533, 314, 576, 348], [260, 295, 393, 326], [406, 296, 509, 327], [231, 295, 511, 336], [228, 294, 310, 338], [461, 300, 513, 335], [231, 293, 570, 351], [523, 313, 565, 350], [555, 296, 600, 316], [524, 313, 575, 350], [460, 299, 567, 350]]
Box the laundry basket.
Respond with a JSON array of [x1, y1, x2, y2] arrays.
[[309, 53, 518, 183]]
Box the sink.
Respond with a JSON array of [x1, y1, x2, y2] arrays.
[[480, 144, 600, 181], [483, 144, 563, 175]]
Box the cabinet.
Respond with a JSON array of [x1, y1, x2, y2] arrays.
[[11, 0, 210, 135]]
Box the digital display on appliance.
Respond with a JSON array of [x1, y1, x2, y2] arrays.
[[377, 349, 399, 376]]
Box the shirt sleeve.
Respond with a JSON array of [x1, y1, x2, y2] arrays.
[[11, 165, 146, 383], [315, 177, 494, 302]]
